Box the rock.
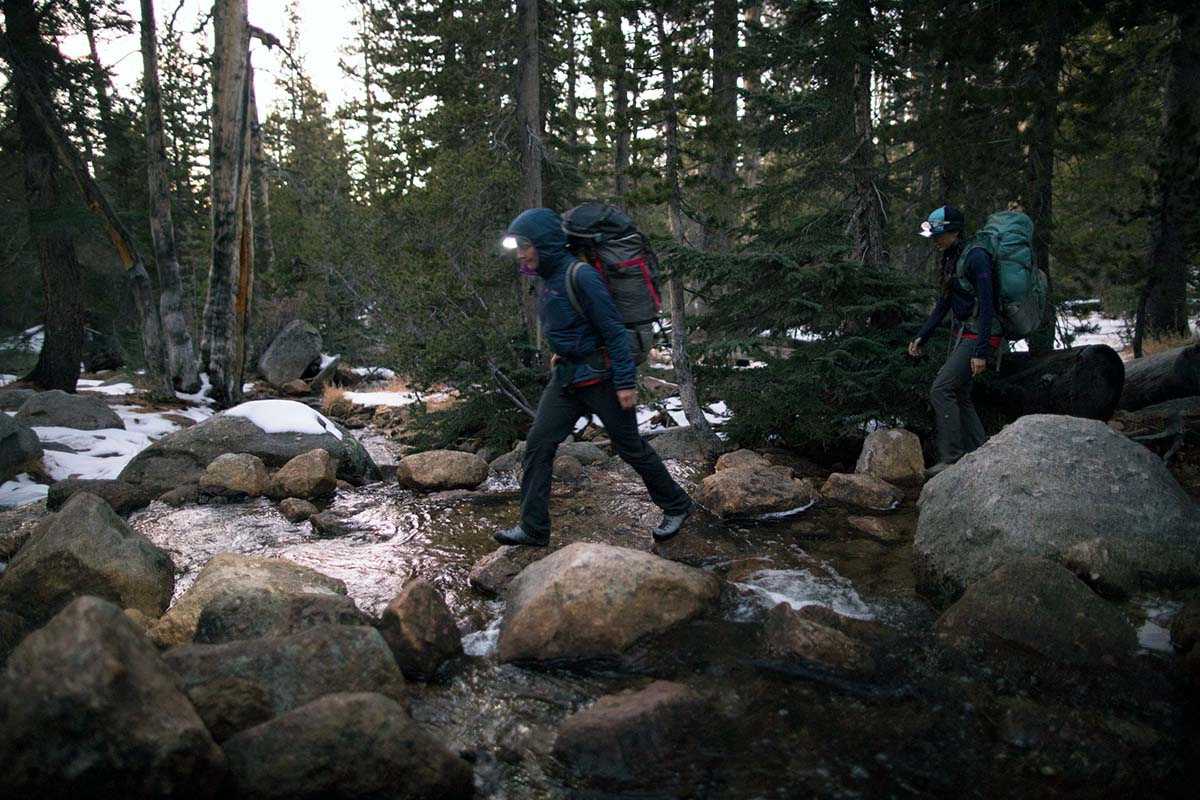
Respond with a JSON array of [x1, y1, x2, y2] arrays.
[[696, 466, 818, 518], [847, 515, 904, 542], [855, 428, 925, 485], [221, 692, 473, 800], [764, 603, 876, 672], [715, 448, 771, 471], [15, 388, 124, 430], [820, 472, 903, 511], [149, 553, 347, 648], [0, 387, 36, 411], [0, 493, 174, 625], [266, 448, 336, 501], [46, 477, 154, 516], [279, 497, 318, 522], [468, 545, 551, 596], [185, 677, 274, 743], [557, 440, 609, 465], [379, 579, 463, 679], [489, 442, 525, 473], [0, 609, 31, 666], [281, 378, 310, 396], [258, 319, 322, 388], [915, 415, 1200, 604], [553, 681, 710, 789], [309, 511, 355, 537], [1171, 601, 1200, 653], [0, 502, 45, 560], [0, 413, 42, 483], [82, 327, 125, 371], [158, 483, 201, 507], [552, 454, 583, 482], [118, 402, 380, 496], [648, 427, 707, 463], [396, 449, 489, 490], [935, 558, 1137, 665], [164, 626, 406, 737], [308, 355, 341, 391], [193, 589, 370, 644], [498, 542, 721, 662], [199, 453, 269, 498], [640, 375, 678, 399], [0, 597, 224, 799]]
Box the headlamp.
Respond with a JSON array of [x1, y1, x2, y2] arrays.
[[502, 235, 530, 250]]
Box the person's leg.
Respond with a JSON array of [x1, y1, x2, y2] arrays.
[[958, 385, 988, 453], [579, 382, 692, 515], [929, 339, 976, 464], [515, 378, 584, 540]]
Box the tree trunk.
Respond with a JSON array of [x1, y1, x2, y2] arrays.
[[1119, 343, 1200, 412], [609, 10, 630, 200], [980, 344, 1125, 421], [704, 0, 739, 251], [141, 0, 200, 393], [515, 0, 542, 354], [202, 0, 251, 406], [657, 10, 722, 462], [742, 3, 764, 190], [78, 0, 115, 134], [249, 78, 276, 278], [1139, 6, 1199, 341], [844, 0, 886, 269]]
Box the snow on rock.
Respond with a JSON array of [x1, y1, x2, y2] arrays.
[[175, 372, 214, 406], [0, 473, 48, 506], [225, 399, 344, 441], [344, 390, 426, 408]]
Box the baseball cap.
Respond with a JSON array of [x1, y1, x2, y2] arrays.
[[918, 206, 965, 237]]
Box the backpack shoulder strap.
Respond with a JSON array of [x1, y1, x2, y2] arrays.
[[564, 261, 587, 317]]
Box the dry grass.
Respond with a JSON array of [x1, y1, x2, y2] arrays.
[[321, 384, 348, 416], [1141, 332, 1200, 357]]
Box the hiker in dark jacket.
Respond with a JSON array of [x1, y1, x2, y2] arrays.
[[493, 208, 694, 547], [908, 206, 1000, 477]]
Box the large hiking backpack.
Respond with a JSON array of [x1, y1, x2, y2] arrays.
[[561, 203, 663, 364], [956, 210, 1047, 340]]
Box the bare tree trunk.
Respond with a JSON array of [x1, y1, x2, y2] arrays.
[[249, 78, 275, 278], [657, 10, 722, 461], [515, 0, 542, 354], [78, 0, 115, 134], [566, 20, 578, 153], [845, 0, 886, 269], [742, 3, 763, 190], [141, 0, 200, 393], [588, 7, 608, 159], [202, 0, 251, 406], [609, 10, 630, 200], [704, 0, 739, 251]]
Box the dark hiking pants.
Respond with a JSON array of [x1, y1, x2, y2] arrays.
[[930, 337, 987, 464], [519, 375, 692, 539]]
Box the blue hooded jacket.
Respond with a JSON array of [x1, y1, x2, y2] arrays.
[[507, 208, 636, 389]]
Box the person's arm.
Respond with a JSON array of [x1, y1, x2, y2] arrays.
[[914, 294, 952, 345], [574, 265, 637, 390], [967, 249, 996, 360]]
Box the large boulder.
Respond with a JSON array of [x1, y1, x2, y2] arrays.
[[257, 319, 322, 388], [695, 465, 818, 518], [935, 558, 1137, 665], [0, 413, 42, 483], [378, 578, 463, 679], [148, 553, 348, 648], [199, 453, 269, 498], [648, 427, 707, 463], [221, 692, 473, 800], [15, 388, 124, 430], [497, 542, 721, 662], [118, 400, 380, 497], [763, 603, 876, 673], [714, 449, 771, 471], [820, 472, 903, 511], [396, 449, 489, 490], [0, 597, 225, 799], [0, 387, 36, 411], [193, 589, 370, 645], [163, 626, 406, 737], [855, 428, 925, 485], [915, 415, 1200, 604], [266, 449, 336, 501], [557, 440, 609, 465], [0, 492, 174, 625], [46, 477, 155, 516]]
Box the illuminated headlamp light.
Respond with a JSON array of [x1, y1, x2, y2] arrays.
[[502, 235, 530, 250]]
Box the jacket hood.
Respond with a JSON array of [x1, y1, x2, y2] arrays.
[[507, 208, 575, 278]]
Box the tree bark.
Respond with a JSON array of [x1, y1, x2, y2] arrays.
[[741, 3, 763, 190], [979, 344, 1125, 422], [704, 0, 739, 251], [249, 78, 276, 278], [515, 0, 542, 354], [141, 0, 200, 393], [609, 9, 630, 200], [657, 9, 722, 462], [1118, 343, 1200, 412], [844, 0, 886, 269]]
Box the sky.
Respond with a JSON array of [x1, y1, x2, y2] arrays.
[[59, 0, 359, 119]]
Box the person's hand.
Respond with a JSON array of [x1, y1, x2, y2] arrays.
[[970, 357, 987, 377], [908, 340, 922, 357], [550, 353, 562, 369], [616, 389, 637, 411]]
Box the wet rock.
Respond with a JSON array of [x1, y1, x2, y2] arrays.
[[1171, 600, 1200, 653], [557, 441, 609, 465], [935, 558, 1137, 665], [553, 681, 710, 790], [0, 387, 35, 411], [221, 692, 474, 800], [0, 597, 225, 799], [648, 427, 707, 463], [164, 625, 406, 735], [498, 542, 721, 662], [714, 448, 770, 471], [158, 483, 201, 507], [764, 603, 876, 672], [15, 388, 124, 430], [266, 448, 336, 501], [847, 515, 904, 542], [0, 413, 42, 483], [282, 378, 310, 396], [199, 453, 269, 499], [468, 545, 551, 596], [820, 472, 903, 511], [279, 497, 318, 522], [695, 465, 818, 518], [149, 553, 347, 648], [193, 589, 370, 645], [855, 428, 924, 486], [552, 454, 584, 482], [915, 415, 1200, 604], [118, 404, 380, 496], [258, 319, 322, 388], [309, 511, 355, 537], [396, 449, 489, 490], [46, 477, 154, 516], [0, 492, 174, 625], [379, 579, 463, 679]]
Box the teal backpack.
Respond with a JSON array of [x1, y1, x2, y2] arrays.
[[956, 210, 1047, 340]]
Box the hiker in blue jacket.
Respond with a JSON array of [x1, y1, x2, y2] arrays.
[[907, 206, 1001, 477], [493, 208, 694, 546]]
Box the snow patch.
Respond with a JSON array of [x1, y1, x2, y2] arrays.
[[319, 353, 339, 369], [176, 373, 214, 405], [343, 390, 422, 408], [225, 399, 344, 441], [0, 473, 48, 507], [0, 374, 17, 387], [78, 381, 138, 396]]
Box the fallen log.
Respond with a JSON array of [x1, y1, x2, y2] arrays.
[[979, 344, 1125, 422], [1118, 342, 1200, 411]]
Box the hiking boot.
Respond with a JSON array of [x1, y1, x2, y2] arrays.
[[923, 462, 956, 480], [652, 501, 694, 542], [493, 525, 549, 547]]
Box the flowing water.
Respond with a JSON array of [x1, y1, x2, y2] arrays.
[[127, 446, 1195, 798]]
